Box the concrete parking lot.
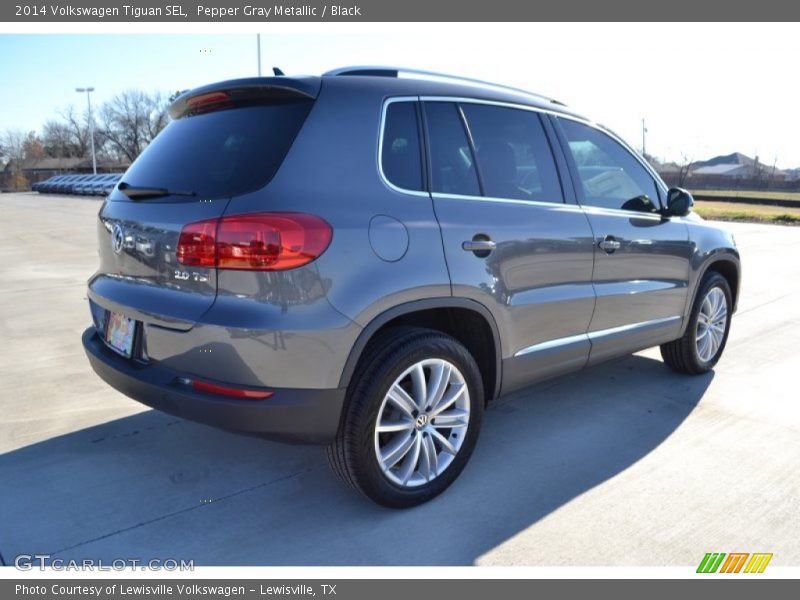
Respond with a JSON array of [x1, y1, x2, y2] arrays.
[[1, 192, 799, 566]]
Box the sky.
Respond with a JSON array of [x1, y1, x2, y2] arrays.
[[1, 23, 799, 167]]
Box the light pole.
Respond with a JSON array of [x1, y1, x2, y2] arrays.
[[641, 118, 648, 157], [256, 34, 262, 76], [76, 87, 97, 175]]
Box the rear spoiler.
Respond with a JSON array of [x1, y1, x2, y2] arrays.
[[169, 76, 321, 119]]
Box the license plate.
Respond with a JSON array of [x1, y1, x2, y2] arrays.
[[104, 311, 136, 358]]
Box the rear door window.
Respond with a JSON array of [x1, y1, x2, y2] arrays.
[[120, 100, 313, 200], [424, 102, 481, 197], [461, 103, 564, 203], [381, 101, 424, 192]]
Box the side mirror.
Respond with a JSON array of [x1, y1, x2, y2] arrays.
[[665, 187, 694, 217]]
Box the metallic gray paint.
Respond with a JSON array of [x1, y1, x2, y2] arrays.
[[84, 73, 741, 443]]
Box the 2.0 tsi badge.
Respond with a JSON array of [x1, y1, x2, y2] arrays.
[[112, 223, 124, 254]]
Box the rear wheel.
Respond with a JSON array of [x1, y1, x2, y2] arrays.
[[661, 272, 732, 374], [327, 327, 484, 508]]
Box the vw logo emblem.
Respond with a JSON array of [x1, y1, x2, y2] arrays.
[[112, 223, 124, 254], [415, 414, 429, 429]]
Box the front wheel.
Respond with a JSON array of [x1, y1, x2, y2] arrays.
[[326, 327, 484, 508], [661, 271, 733, 374]]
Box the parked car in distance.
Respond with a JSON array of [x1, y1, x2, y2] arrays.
[[94, 174, 123, 195], [72, 175, 93, 195], [54, 174, 80, 194], [83, 67, 741, 508], [69, 175, 93, 194], [86, 174, 109, 195], [37, 175, 66, 193]]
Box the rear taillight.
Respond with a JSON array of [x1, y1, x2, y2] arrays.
[[176, 220, 216, 267], [176, 212, 332, 271]]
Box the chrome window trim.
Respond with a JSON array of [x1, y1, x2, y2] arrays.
[[378, 95, 669, 208], [580, 204, 663, 221], [377, 96, 429, 198], [432, 191, 581, 211], [514, 315, 682, 358], [431, 192, 663, 221]]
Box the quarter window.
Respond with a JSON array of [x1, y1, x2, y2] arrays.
[[461, 104, 563, 203], [381, 102, 424, 192], [559, 118, 660, 213]]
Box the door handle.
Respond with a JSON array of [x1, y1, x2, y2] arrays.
[[462, 239, 497, 253], [598, 236, 621, 253]]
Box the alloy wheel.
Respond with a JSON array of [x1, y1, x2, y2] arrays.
[[373, 358, 470, 488], [695, 287, 728, 362]]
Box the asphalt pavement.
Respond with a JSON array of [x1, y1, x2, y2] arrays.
[[1, 192, 798, 566]]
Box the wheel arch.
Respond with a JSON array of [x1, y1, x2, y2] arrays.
[[338, 298, 503, 404], [681, 252, 741, 336]]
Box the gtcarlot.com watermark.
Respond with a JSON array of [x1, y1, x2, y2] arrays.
[[14, 554, 194, 571]]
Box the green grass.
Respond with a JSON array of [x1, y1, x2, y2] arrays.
[[691, 189, 800, 203], [694, 200, 800, 225]]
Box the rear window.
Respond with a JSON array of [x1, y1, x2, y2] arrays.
[[120, 100, 313, 199]]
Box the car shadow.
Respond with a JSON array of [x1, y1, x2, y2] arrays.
[[0, 354, 713, 566]]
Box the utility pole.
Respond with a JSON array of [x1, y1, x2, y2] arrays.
[[641, 118, 647, 157], [76, 87, 97, 175], [256, 34, 262, 76]]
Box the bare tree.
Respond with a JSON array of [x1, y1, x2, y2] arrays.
[[1, 129, 39, 190], [767, 156, 779, 190], [42, 105, 90, 158], [98, 90, 169, 162], [676, 153, 693, 187], [751, 155, 768, 189], [0, 128, 28, 164]]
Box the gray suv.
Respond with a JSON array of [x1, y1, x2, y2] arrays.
[[83, 67, 740, 507]]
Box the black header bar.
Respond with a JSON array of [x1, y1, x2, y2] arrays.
[[4, 0, 800, 22]]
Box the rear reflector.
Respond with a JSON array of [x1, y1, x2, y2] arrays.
[[177, 212, 332, 271], [191, 379, 273, 400]]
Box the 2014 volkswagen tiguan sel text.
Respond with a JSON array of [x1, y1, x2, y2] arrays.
[[83, 67, 740, 507]]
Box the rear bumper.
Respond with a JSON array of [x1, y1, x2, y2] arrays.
[[82, 327, 345, 445]]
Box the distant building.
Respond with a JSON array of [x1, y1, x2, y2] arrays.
[[691, 163, 753, 178], [785, 169, 800, 182], [652, 152, 800, 190], [683, 152, 787, 189]]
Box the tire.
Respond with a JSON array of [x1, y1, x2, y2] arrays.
[[660, 271, 733, 374], [326, 326, 484, 508]]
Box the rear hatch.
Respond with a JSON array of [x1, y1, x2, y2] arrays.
[[89, 77, 319, 327]]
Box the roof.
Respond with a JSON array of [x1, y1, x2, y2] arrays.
[[338, 75, 583, 117], [694, 152, 756, 169], [171, 68, 588, 122], [692, 163, 751, 176]]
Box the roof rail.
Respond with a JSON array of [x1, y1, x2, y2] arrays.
[[322, 66, 565, 106]]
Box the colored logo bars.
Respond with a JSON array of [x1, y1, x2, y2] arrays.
[[697, 552, 773, 573]]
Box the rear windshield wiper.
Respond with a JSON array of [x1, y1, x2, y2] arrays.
[[118, 181, 196, 199]]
